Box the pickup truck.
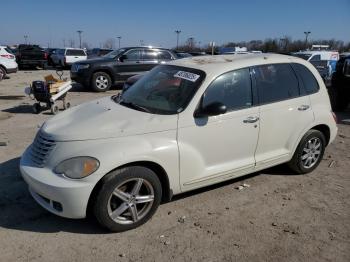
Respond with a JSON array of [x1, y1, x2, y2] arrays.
[[51, 48, 87, 68], [16, 44, 48, 69]]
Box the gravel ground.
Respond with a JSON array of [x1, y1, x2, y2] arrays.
[[0, 70, 349, 262]]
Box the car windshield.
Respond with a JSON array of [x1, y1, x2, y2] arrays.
[[115, 65, 205, 115], [292, 53, 312, 61], [103, 48, 125, 59]]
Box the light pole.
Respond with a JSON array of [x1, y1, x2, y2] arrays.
[[77, 30, 83, 48], [24, 35, 28, 44], [117, 36, 121, 48], [175, 30, 181, 50], [304, 31, 311, 48], [140, 40, 144, 46]]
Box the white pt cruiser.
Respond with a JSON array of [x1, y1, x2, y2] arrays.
[[20, 54, 337, 232]]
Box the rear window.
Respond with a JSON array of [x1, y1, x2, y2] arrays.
[[292, 63, 319, 94], [66, 49, 86, 56], [254, 63, 300, 104], [4, 47, 14, 54]]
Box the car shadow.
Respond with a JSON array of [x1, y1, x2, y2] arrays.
[[0, 156, 295, 234]]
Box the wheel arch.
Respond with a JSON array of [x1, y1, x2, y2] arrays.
[[311, 124, 331, 146], [87, 160, 172, 216]]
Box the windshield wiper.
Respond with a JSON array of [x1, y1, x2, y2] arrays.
[[119, 100, 151, 113]]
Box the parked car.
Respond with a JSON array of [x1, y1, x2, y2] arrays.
[[51, 48, 87, 68], [46, 48, 59, 66], [21, 54, 337, 232], [291, 49, 339, 86], [329, 54, 350, 111], [15, 44, 48, 69], [173, 51, 192, 59], [70, 46, 177, 92], [122, 74, 143, 92], [0, 46, 18, 80], [88, 48, 114, 58]]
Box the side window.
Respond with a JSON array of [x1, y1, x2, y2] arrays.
[[125, 49, 141, 61], [142, 50, 158, 60], [292, 63, 319, 94], [254, 63, 299, 104], [310, 55, 321, 61], [158, 51, 172, 60], [202, 68, 252, 111]]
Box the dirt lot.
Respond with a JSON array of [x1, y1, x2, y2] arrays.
[[0, 70, 349, 262]]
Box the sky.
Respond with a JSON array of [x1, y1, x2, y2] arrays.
[[1, 0, 349, 49]]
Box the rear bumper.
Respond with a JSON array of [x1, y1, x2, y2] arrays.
[[6, 67, 18, 74]]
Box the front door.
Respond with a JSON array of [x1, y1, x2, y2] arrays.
[[178, 68, 260, 191], [115, 49, 143, 81]]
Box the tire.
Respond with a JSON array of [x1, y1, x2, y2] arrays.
[[288, 130, 326, 174], [93, 166, 162, 232], [32, 103, 41, 114], [63, 102, 71, 110], [50, 104, 59, 114], [0, 66, 6, 81], [91, 72, 112, 92]]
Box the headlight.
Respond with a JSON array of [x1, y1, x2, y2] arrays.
[[78, 64, 90, 70], [54, 157, 99, 179]]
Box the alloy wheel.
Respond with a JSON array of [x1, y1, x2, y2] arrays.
[[107, 178, 155, 225], [96, 75, 109, 89], [301, 137, 322, 169]]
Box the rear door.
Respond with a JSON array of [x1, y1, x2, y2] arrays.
[[141, 49, 159, 71], [253, 63, 314, 169]]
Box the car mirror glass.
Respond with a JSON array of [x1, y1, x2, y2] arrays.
[[194, 102, 227, 118]]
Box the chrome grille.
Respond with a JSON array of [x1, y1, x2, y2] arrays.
[[30, 131, 56, 167]]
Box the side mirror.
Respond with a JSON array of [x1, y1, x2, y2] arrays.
[[119, 54, 127, 62], [194, 102, 227, 118], [343, 59, 350, 77]]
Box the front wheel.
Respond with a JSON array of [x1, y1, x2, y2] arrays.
[[91, 72, 112, 92], [288, 130, 326, 174], [93, 166, 162, 232]]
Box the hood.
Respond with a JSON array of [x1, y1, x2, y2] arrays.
[[41, 97, 178, 141]]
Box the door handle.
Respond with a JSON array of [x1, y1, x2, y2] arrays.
[[298, 105, 310, 111], [243, 116, 259, 123]]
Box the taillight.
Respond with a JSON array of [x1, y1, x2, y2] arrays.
[[0, 54, 15, 59], [44, 52, 48, 60], [332, 112, 338, 124]]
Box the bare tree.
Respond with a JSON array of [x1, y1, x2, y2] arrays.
[[103, 38, 114, 49]]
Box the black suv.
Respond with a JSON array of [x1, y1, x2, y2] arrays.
[[70, 47, 177, 92]]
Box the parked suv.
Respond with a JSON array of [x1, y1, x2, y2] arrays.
[[51, 48, 87, 68], [0, 46, 18, 80], [70, 47, 177, 92], [21, 54, 337, 232]]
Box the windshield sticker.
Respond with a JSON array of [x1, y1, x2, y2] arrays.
[[174, 71, 200, 82]]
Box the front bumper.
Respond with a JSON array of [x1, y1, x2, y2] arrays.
[[20, 147, 95, 219], [70, 70, 90, 86]]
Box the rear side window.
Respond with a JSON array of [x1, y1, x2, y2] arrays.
[[142, 50, 158, 60], [254, 63, 299, 104], [158, 50, 172, 60], [202, 68, 252, 111], [66, 49, 86, 56], [292, 63, 319, 94]]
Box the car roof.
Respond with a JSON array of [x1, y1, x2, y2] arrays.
[[168, 53, 311, 77]]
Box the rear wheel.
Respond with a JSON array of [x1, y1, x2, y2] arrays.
[[91, 72, 112, 92], [93, 166, 162, 232], [288, 130, 326, 174]]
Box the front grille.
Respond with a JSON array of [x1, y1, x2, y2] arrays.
[[30, 131, 56, 167]]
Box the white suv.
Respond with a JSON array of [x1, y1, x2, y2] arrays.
[[51, 48, 87, 67], [0, 46, 18, 80], [20, 54, 337, 232]]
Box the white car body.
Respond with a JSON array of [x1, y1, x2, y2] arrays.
[[0, 46, 18, 79], [20, 54, 337, 220], [51, 48, 87, 66]]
